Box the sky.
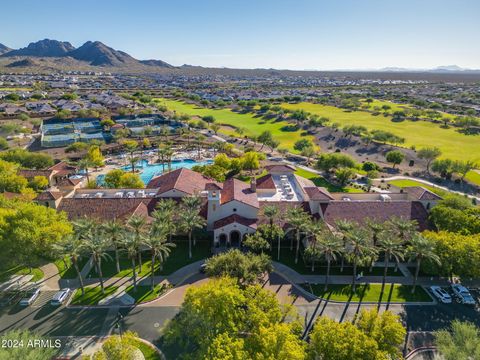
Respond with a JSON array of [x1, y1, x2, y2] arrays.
[[2, 0, 479, 70]]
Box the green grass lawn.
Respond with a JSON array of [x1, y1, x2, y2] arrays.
[[281, 102, 480, 163], [88, 240, 211, 279], [272, 246, 403, 276], [301, 283, 432, 303], [130, 339, 162, 360], [294, 167, 364, 193], [126, 284, 168, 304], [0, 265, 44, 283], [70, 285, 118, 305], [387, 179, 446, 196], [54, 256, 90, 279], [155, 98, 316, 153], [465, 170, 480, 186]]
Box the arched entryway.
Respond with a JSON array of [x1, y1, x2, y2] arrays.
[[230, 230, 241, 248], [218, 233, 227, 248]]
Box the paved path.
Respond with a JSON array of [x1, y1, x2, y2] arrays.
[[377, 175, 480, 201]]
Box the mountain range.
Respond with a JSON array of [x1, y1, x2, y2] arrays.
[[0, 39, 173, 68]]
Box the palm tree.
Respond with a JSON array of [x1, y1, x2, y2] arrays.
[[181, 195, 203, 246], [127, 215, 147, 273], [365, 218, 385, 247], [408, 234, 440, 293], [179, 200, 206, 259], [53, 234, 87, 295], [262, 205, 279, 232], [143, 225, 176, 290], [77, 158, 93, 183], [377, 233, 405, 292], [317, 232, 343, 291], [102, 220, 124, 274], [334, 219, 356, 272], [154, 199, 177, 241], [84, 226, 111, 294], [346, 228, 376, 292], [286, 207, 310, 264], [72, 217, 96, 240], [123, 232, 141, 292], [387, 217, 418, 243], [304, 242, 322, 273]]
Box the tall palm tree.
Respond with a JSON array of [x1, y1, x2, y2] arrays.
[[72, 217, 96, 240], [154, 199, 177, 242], [334, 219, 356, 272], [127, 215, 147, 273], [143, 225, 176, 290], [377, 233, 405, 292], [387, 217, 418, 243], [84, 226, 111, 294], [346, 228, 376, 292], [181, 195, 203, 246], [53, 234, 87, 295], [262, 205, 279, 232], [408, 234, 440, 293], [317, 232, 343, 291], [77, 158, 93, 183], [179, 202, 206, 259], [304, 242, 322, 273], [365, 218, 385, 247], [102, 220, 125, 274], [123, 232, 141, 292], [286, 207, 310, 264]]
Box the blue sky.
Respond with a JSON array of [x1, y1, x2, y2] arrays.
[[2, 0, 479, 70]]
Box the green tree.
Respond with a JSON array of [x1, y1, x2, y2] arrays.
[[417, 147, 442, 173], [377, 233, 404, 293], [143, 224, 175, 290], [154, 198, 177, 242], [102, 220, 125, 274], [77, 158, 93, 183], [205, 249, 273, 284], [118, 172, 144, 188], [243, 231, 270, 254], [84, 225, 111, 294], [407, 233, 440, 292], [385, 150, 404, 169], [317, 232, 343, 290], [93, 331, 139, 360], [180, 196, 206, 258], [346, 228, 376, 291], [85, 145, 105, 168], [127, 215, 147, 273], [435, 320, 480, 360], [286, 207, 310, 264], [308, 317, 380, 360], [335, 167, 356, 186], [316, 153, 356, 172], [54, 233, 86, 295], [29, 175, 49, 191], [294, 138, 313, 152], [355, 309, 406, 359], [205, 333, 248, 360], [258, 130, 274, 150]]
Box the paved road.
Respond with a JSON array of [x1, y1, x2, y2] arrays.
[[1, 273, 480, 354]]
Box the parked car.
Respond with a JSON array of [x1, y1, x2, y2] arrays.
[[19, 288, 40, 306], [199, 263, 207, 274], [430, 286, 452, 303], [51, 288, 71, 306], [451, 284, 476, 305]]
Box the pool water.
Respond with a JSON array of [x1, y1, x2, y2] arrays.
[[97, 159, 213, 185]]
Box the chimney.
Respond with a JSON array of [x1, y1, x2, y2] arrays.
[[250, 177, 256, 192]]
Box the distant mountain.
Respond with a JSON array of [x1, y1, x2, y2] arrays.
[[68, 41, 138, 66], [140, 59, 174, 68], [3, 39, 75, 57], [0, 43, 12, 55], [0, 38, 173, 68], [380, 65, 480, 73]]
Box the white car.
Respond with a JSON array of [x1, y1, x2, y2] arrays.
[[430, 286, 452, 303], [451, 284, 476, 305], [19, 288, 40, 306], [51, 288, 71, 306]]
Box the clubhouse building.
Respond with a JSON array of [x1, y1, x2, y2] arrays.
[[36, 164, 441, 247]]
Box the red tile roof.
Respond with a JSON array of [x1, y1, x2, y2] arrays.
[[48, 161, 78, 172], [147, 168, 217, 195], [321, 200, 429, 230], [221, 178, 259, 208], [213, 214, 257, 230], [35, 191, 64, 201], [256, 174, 276, 189], [18, 169, 54, 179], [404, 186, 442, 201], [304, 187, 334, 201], [265, 164, 296, 173], [58, 198, 155, 222], [56, 177, 82, 186]]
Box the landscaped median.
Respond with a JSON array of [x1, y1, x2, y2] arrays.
[[126, 284, 170, 304], [70, 285, 118, 306], [301, 283, 433, 303]]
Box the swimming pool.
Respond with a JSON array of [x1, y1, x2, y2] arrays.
[[97, 158, 213, 186]]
